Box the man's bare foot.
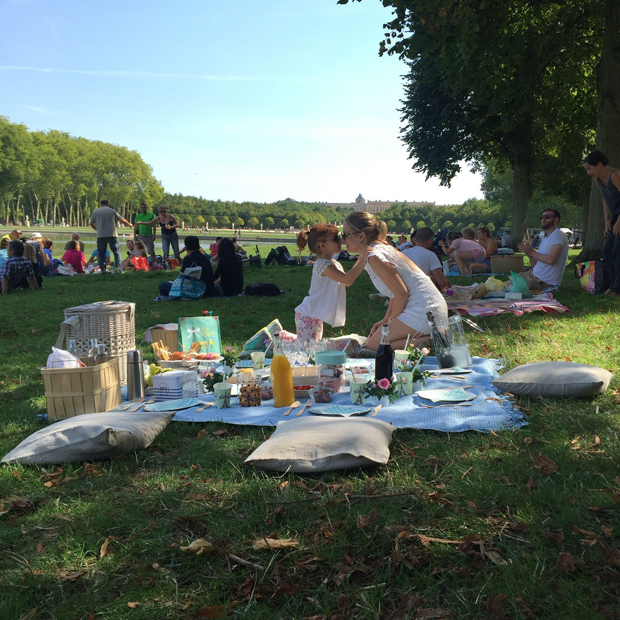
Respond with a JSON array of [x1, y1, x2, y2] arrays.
[[604, 288, 612, 294]]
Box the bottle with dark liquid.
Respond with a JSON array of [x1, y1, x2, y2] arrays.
[[374, 324, 394, 382]]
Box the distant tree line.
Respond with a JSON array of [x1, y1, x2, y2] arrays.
[[1, 115, 584, 235]]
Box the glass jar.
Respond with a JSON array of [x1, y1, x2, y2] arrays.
[[315, 351, 346, 393], [238, 370, 262, 407]]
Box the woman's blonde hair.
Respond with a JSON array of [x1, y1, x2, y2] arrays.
[[344, 211, 388, 245], [461, 227, 475, 239], [297, 223, 339, 254]]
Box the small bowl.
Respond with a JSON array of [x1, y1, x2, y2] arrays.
[[309, 386, 333, 404]]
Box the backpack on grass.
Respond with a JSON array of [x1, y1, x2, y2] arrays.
[[244, 282, 282, 296]]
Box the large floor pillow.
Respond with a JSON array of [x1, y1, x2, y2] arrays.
[[245, 416, 394, 473], [492, 361, 613, 398], [2, 411, 174, 465]]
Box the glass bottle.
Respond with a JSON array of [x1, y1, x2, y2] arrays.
[[95, 343, 107, 365], [67, 339, 76, 356], [86, 339, 98, 367], [374, 324, 393, 382], [270, 334, 295, 407]]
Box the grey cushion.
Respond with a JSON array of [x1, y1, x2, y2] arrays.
[[245, 416, 394, 473], [2, 411, 174, 465], [492, 362, 613, 398]]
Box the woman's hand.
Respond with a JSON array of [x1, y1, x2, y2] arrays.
[[614, 219, 620, 237], [369, 319, 387, 337], [605, 218, 612, 235]]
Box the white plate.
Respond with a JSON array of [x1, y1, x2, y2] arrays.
[[309, 404, 372, 417], [416, 388, 476, 403], [144, 398, 205, 412], [431, 367, 473, 375]]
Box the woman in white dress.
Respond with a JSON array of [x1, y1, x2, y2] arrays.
[[342, 211, 448, 351]]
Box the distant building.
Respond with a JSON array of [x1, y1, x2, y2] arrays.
[[319, 193, 433, 214]]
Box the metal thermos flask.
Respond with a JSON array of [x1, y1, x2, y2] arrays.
[[127, 350, 145, 402]]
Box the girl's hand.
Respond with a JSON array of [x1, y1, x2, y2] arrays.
[[438, 240, 445, 247]]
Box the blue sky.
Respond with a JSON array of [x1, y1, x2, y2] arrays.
[[0, 0, 483, 204]]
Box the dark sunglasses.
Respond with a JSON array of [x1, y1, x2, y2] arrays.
[[341, 231, 356, 239], [540, 215, 554, 220]]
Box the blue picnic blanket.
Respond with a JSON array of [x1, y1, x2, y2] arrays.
[[168, 357, 527, 433]]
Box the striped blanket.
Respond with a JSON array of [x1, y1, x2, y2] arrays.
[[448, 293, 569, 317]]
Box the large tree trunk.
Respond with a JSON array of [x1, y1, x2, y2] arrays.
[[580, 0, 620, 261], [511, 135, 532, 249]]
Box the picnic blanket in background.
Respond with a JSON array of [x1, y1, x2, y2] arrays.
[[448, 293, 569, 317], [164, 357, 527, 433]]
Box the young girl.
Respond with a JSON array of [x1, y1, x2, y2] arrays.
[[280, 224, 368, 341]]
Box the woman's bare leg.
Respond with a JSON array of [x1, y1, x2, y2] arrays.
[[471, 261, 491, 274], [364, 318, 429, 351], [455, 252, 475, 275]]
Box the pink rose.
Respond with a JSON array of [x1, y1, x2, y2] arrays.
[[421, 347, 430, 356], [378, 378, 391, 390], [225, 346, 233, 352]]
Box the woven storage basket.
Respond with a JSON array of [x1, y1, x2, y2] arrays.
[[57, 301, 135, 384], [41, 358, 121, 420], [149, 328, 179, 353], [490, 254, 524, 275]]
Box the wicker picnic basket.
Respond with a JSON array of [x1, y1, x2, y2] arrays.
[[55, 301, 136, 384], [41, 358, 121, 420], [149, 327, 178, 353]]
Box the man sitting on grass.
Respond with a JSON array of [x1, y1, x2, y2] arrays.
[[403, 227, 450, 290], [514, 209, 569, 291], [1, 240, 40, 294]]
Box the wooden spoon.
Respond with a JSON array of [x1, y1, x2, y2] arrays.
[[295, 400, 311, 417], [283, 400, 301, 416], [195, 402, 213, 412], [371, 404, 382, 418]]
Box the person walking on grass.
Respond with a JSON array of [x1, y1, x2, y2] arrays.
[[585, 150, 620, 296], [89, 199, 132, 273]]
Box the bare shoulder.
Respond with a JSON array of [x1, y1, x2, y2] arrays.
[[612, 169, 620, 185]]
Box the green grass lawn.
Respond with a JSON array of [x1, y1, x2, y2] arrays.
[[0, 261, 619, 619]]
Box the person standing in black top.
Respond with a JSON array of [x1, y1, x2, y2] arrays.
[[213, 238, 244, 296], [158, 236, 215, 298], [145, 206, 181, 262]]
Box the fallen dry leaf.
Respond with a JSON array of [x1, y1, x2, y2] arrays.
[[555, 552, 577, 573], [523, 437, 533, 445], [544, 530, 565, 545], [356, 508, 381, 529], [127, 601, 140, 609], [196, 429, 206, 438], [271, 583, 301, 598], [533, 454, 559, 475], [100, 537, 111, 559], [416, 534, 463, 547], [34, 542, 46, 554], [51, 513, 73, 522], [180, 539, 214, 555], [18, 610, 38, 620], [602, 525, 613, 537], [253, 538, 299, 551], [59, 570, 85, 582], [526, 476, 537, 492], [11, 498, 35, 513]]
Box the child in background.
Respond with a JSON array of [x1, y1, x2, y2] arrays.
[[61, 240, 86, 274], [279, 224, 368, 341]]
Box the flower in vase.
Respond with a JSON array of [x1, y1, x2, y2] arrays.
[[378, 378, 391, 390], [421, 347, 430, 356]]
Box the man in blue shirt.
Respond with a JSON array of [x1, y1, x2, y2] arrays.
[[1, 240, 40, 294]]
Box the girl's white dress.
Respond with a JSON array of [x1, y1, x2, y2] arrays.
[[365, 244, 448, 333], [295, 258, 346, 327]]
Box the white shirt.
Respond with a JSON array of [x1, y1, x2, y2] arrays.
[[397, 241, 413, 251], [295, 258, 346, 327], [533, 228, 569, 286], [402, 245, 441, 276]]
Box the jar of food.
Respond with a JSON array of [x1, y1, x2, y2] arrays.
[[309, 386, 333, 404], [315, 351, 346, 393], [238, 370, 262, 407]]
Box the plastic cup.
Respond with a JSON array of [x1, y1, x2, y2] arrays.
[[394, 350, 409, 371], [214, 382, 232, 409], [251, 351, 266, 370], [394, 371, 414, 396]]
